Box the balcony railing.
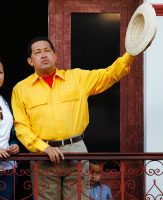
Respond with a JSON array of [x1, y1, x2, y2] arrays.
[[1, 152, 163, 200]]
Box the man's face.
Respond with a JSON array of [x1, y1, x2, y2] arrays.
[[0, 62, 4, 88], [90, 163, 101, 186], [27, 40, 57, 77]]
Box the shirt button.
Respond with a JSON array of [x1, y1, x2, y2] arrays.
[[58, 131, 61, 134]]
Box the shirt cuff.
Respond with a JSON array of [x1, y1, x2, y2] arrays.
[[35, 140, 49, 152], [121, 52, 135, 65]]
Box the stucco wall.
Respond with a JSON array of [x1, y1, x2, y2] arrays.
[[145, 0, 163, 3], [144, 2, 163, 196], [144, 16, 163, 152]]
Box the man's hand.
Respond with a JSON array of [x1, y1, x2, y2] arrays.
[[9, 144, 19, 154], [44, 146, 64, 163], [0, 148, 10, 158]]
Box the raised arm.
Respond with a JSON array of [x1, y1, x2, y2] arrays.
[[78, 52, 135, 96]]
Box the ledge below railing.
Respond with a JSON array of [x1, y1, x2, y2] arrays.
[[4, 152, 163, 160]]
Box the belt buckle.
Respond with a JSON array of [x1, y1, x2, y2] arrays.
[[61, 140, 64, 146], [70, 137, 73, 144]]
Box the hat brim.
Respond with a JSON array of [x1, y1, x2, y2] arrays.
[[125, 3, 156, 56]]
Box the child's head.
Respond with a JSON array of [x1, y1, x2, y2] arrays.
[[90, 161, 101, 186]]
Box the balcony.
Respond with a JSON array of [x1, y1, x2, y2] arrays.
[[1, 153, 163, 200]]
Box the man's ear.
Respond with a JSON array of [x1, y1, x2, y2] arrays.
[[27, 57, 33, 67]]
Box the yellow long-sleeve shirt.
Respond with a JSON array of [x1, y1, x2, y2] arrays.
[[11, 52, 134, 152]]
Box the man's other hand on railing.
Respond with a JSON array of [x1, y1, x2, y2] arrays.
[[44, 146, 64, 163]]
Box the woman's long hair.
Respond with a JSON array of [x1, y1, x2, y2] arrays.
[[0, 57, 11, 100]]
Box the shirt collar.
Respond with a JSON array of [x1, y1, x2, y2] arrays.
[[55, 68, 66, 80], [91, 182, 101, 187], [31, 67, 66, 85], [31, 73, 40, 85]]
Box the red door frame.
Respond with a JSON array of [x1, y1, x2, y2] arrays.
[[48, 0, 144, 153]]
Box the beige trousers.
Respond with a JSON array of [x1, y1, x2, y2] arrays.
[[31, 140, 90, 200]]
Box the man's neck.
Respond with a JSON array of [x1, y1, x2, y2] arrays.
[[37, 67, 56, 78]]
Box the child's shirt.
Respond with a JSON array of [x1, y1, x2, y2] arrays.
[[90, 183, 113, 200], [0, 95, 15, 170]]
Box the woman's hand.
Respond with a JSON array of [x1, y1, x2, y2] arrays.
[[9, 144, 19, 154], [0, 148, 10, 158]]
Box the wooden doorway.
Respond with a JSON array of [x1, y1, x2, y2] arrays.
[[48, 0, 144, 153]]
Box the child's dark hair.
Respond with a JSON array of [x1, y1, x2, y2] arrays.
[[90, 160, 107, 172], [0, 57, 11, 100], [27, 36, 55, 57], [90, 160, 101, 165]]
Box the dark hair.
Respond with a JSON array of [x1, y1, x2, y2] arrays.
[[90, 161, 101, 165], [0, 57, 11, 100], [27, 36, 55, 57]]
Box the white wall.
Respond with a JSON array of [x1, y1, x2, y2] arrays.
[[145, 0, 163, 3], [144, 13, 163, 198], [144, 17, 163, 152]]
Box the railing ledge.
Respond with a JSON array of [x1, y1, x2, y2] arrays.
[[1, 152, 163, 161]]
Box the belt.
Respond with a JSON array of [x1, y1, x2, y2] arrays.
[[45, 134, 84, 147]]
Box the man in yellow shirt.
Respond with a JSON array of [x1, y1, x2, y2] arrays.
[[11, 36, 135, 199]]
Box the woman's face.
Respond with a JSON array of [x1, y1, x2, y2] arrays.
[[0, 62, 4, 88]]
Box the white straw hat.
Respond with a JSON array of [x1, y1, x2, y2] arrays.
[[125, 2, 157, 56]]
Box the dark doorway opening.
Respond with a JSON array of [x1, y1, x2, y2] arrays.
[[0, 0, 48, 89], [71, 13, 120, 152]]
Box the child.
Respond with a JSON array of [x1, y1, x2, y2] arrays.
[[90, 161, 113, 200]]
